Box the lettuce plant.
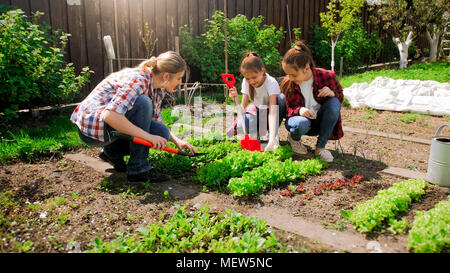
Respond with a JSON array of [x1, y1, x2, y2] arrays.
[[228, 158, 327, 198], [341, 179, 429, 233], [407, 197, 449, 253], [196, 145, 293, 187]]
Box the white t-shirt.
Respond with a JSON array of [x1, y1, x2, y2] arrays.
[[299, 76, 321, 116], [241, 74, 280, 108]]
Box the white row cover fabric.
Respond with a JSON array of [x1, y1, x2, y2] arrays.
[[343, 77, 450, 116]]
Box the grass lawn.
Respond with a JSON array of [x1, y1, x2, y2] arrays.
[[338, 61, 450, 89], [0, 114, 84, 164]]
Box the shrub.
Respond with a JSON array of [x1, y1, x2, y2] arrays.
[[310, 22, 382, 74], [180, 11, 284, 84], [0, 9, 91, 120]]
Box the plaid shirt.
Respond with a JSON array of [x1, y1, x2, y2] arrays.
[[70, 68, 165, 142], [284, 68, 344, 140]]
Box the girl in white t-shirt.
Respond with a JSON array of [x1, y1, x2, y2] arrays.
[[227, 52, 286, 151]]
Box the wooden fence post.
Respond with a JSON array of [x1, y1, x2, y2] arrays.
[[175, 36, 181, 99], [224, 0, 229, 99]]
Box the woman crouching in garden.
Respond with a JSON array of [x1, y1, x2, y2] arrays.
[[70, 51, 197, 183], [281, 41, 344, 162]]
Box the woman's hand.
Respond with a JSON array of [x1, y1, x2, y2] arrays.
[[148, 135, 168, 151], [299, 107, 316, 119], [174, 139, 197, 154], [318, 86, 335, 98]]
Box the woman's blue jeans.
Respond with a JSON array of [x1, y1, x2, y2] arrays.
[[285, 97, 341, 148], [236, 94, 286, 139], [78, 95, 170, 175]]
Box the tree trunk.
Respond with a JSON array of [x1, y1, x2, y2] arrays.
[[426, 27, 442, 62], [392, 31, 413, 69], [331, 39, 337, 71]]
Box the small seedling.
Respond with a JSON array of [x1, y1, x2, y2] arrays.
[[54, 197, 67, 207], [361, 108, 376, 119], [164, 190, 170, 200], [399, 112, 418, 124], [323, 220, 346, 231]]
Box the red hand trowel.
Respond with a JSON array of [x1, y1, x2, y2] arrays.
[[221, 74, 262, 152]]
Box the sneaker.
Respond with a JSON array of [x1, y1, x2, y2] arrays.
[[288, 135, 308, 155], [127, 169, 171, 183], [315, 148, 334, 162], [99, 151, 127, 172]]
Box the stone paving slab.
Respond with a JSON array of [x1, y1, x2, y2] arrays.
[[343, 126, 431, 145], [380, 167, 427, 180], [64, 153, 112, 174]]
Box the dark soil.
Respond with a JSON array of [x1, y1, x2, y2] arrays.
[[1, 107, 449, 253]]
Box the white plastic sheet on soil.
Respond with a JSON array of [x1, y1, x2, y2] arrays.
[[343, 77, 450, 116]]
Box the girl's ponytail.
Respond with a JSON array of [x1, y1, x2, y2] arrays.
[[281, 41, 315, 95], [138, 51, 186, 76], [284, 41, 315, 70]]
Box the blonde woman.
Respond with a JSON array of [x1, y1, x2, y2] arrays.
[[71, 51, 196, 183]]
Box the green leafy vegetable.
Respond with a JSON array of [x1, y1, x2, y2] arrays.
[[86, 204, 282, 253], [342, 179, 429, 233], [196, 145, 293, 187], [227, 158, 327, 198], [408, 197, 450, 253]]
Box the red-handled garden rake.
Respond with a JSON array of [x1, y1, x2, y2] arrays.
[[221, 73, 262, 152]]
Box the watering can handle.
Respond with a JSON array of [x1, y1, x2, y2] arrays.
[[434, 123, 450, 138]]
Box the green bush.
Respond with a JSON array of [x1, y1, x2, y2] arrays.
[[310, 22, 382, 74], [0, 9, 91, 120], [180, 11, 284, 84]]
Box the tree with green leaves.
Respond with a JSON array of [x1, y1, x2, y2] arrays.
[[412, 0, 450, 62], [320, 0, 364, 71], [369, 0, 415, 69], [180, 11, 284, 84]]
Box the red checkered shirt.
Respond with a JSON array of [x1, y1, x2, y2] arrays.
[[284, 68, 344, 140], [70, 68, 165, 142]]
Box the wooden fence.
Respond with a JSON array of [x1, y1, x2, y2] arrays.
[[0, 0, 428, 99]]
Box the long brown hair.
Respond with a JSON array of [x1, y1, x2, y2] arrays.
[[280, 41, 315, 95], [240, 52, 265, 101]]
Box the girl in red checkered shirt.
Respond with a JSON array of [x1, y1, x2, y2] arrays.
[[280, 41, 344, 162]]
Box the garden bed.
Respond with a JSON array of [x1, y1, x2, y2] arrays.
[[0, 106, 449, 253]]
